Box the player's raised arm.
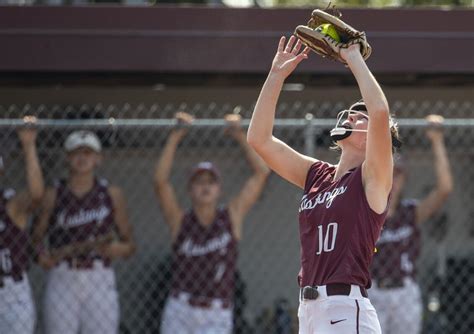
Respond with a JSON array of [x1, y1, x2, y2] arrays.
[[341, 44, 393, 214], [247, 36, 316, 189], [7, 116, 45, 230], [225, 114, 270, 240], [153, 112, 191, 239], [415, 115, 453, 224], [31, 187, 58, 269]]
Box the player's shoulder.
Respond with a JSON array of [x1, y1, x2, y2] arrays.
[[97, 177, 110, 188], [50, 179, 67, 200], [304, 160, 335, 189], [105, 183, 126, 203], [218, 204, 230, 217], [97, 177, 118, 194], [3, 188, 16, 200], [310, 160, 335, 171]]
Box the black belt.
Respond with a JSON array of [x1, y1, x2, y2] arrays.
[[0, 272, 24, 288], [300, 283, 368, 300], [170, 290, 232, 309]]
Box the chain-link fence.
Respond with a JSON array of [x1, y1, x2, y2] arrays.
[[0, 101, 473, 334]]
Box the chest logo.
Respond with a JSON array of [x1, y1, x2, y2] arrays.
[[299, 186, 347, 212], [377, 226, 413, 244], [57, 206, 111, 228], [179, 232, 232, 257]]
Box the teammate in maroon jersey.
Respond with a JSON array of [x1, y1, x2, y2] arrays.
[[248, 37, 400, 333], [0, 117, 44, 334], [370, 114, 453, 334], [32, 130, 136, 334], [154, 112, 270, 334]]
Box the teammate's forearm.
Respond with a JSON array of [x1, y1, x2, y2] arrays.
[[432, 138, 454, 195], [23, 142, 44, 204], [49, 245, 82, 261], [154, 133, 180, 183], [50, 240, 101, 259], [346, 53, 389, 116], [49, 233, 116, 260], [248, 73, 285, 147], [236, 132, 270, 176], [104, 241, 136, 259]]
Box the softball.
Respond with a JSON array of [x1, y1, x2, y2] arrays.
[[317, 23, 341, 43]]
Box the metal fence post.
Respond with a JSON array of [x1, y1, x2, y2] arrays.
[[304, 113, 315, 157]]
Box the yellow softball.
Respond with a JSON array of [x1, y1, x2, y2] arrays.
[[317, 23, 341, 43]]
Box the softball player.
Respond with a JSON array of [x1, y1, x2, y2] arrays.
[[370, 115, 453, 334], [248, 37, 399, 333], [0, 118, 44, 334], [154, 113, 270, 334], [32, 130, 136, 334]]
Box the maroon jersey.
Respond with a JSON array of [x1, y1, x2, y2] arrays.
[[48, 178, 115, 264], [371, 199, 420, 281], [0, 189, 29, 278], [170, 207, 238, 302], [298, 161, 388, 289]]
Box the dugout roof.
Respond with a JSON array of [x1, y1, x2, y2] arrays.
[[0, 6, 472, 77]]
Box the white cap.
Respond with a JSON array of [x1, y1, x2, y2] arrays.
[[64, 131, 102, 153]]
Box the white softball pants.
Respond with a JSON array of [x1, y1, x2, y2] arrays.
[[298, 284, 381, 334], [43, 261, 119, 334]]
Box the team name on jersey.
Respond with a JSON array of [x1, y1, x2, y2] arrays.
[[377, 225, 413, 244], [57, 206, 111, 228], [179, 232, 232, 257], [299, 186, 348, 213]]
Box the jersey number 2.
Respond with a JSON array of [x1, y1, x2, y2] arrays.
[[317, 223, 338, 255]]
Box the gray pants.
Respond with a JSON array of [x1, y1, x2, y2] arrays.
[[44, 261, 119, 334], [0, 275, 35, 334], [161, 293, 233, 334], [369, 277, 422, 334]]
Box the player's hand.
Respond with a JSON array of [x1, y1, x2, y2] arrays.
[[171, 112, 194, 140], [38, 251, 58, 270], [97, 242, 114, 259], [340, 44, 363, 63], [270, 36, 310, 80], [97, 241, 130, 260], [224, 114, 245, 140], [425, 114, 444, 142], [17, 116, 38, 146]]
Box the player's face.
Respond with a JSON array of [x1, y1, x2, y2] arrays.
[[340, 111, 369, 150], [67, 147, 101, 174], [188, 172, 221, 206]]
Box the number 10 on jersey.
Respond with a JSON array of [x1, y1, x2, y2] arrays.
[[317, 223, 338, 255]]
